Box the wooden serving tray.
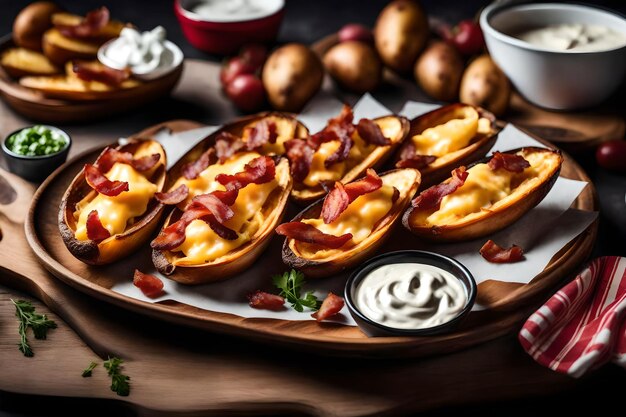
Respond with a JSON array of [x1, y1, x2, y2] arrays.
[[0, 119, 596, 358], [0, 34, 183, 124]]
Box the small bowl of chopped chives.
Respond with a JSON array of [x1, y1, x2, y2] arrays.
[[2, 125, 71, 182]]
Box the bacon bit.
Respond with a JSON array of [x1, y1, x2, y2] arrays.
[[86, 210, 111, 242], [189, 193, 235, 224], [133, 269, 164, 298], [151, 218, 188, 250], [215, 156, 276, 190], [205, 216, 238, 240], [246, 119, 278, 149], [480, 240, 525, 263], [73, 61, 130, 86], [488, 152, 531, 173], [57, 7, 110, 38], [155, 184, 189, 205], [84, 164, 129, 197], [411, 167, 468, 210], [322, 105, 355, 167], [396, 143, 436, 169], [215, 132, 245, 163], [276, 222, 352, 249], [182, 148, 214, 180], [285, 138, 314, 182], [248, 291, 285, 311], [391, 186, 400, 203], [357, 119, 390, 146], [97, 147, 160, 173], [312, 292, 345, 322], [324, 133, 353, 168], [321, 169, 383, 224]]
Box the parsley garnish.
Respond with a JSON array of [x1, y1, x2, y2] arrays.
[[82, 361, 98, 377], [103, 357, 131, 396], [12, 299, 57, 357], [272, 269, 321, 312]]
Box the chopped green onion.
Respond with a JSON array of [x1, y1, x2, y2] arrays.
[[6, 125, 67, 157]]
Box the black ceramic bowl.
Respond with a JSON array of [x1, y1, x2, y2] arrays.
[[1, 125, 71, 182], [344, 250, 477, 337]]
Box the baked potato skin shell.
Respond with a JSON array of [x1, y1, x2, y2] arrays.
[[58, 140, 167, 265], [152, 159, 293, 285], [290, 115, 411, 205], [395, 103, 500, 188], [402, 147, 563, 242], [282, 168, 421, 278]]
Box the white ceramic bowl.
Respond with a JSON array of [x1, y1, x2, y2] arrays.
[[480, 2, 626, 110]]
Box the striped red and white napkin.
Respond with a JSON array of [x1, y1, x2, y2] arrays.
[[519, 256, 626, 377]]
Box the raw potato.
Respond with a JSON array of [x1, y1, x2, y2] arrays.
[[262, 43, 323, 112], [415, 41, 463, 101], [12, 1, 60, 51], [1, 47, 60, 78], [374, 0, 428, 73], [323, 41, 382, 93], [460, 55, 511, 116]]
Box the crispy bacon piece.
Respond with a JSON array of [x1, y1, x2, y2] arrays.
[[189, 193, 235, 224], [276, 222, 352, 249], [84, 164, 129, 197], [215, 156, 276, 190], [151, 217, 188, 250], [488, 152, 531, 173], [182, 148, 214, 180], [321, 169, 383, 224], [86, 210, 111, 242], [155, 184, 189, 205], [73, 61, 130, 86], [396, 155, 437, 169], [312, 292, 345, 322], [214, 132, 245, 163], [133, 269, 164, 298], [248, 291, 285, 311], [150, 204, 239, 250], [411, 167, 468, 210], [480, 240, 524, 263], [97, 147, 160, 173], [322, 105, 355, 167], [324, 134, 353, 168], [246, 119, 278, 149], [357, 119, 390, 146], [285, 138, 314, 183], [396, 143, 436, 169], [57, 7, 110, 39]]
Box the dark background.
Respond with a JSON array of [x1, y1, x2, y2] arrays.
[[1, 0, 625, 416]]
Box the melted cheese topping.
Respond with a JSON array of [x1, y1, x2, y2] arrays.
[[421, 151, 559, 226], [170, 152, 286, 265], [297, 178, 398, 260], [301, 127, 381, 188], [411, 107, 491, 157], [74, 162, 157, 240]]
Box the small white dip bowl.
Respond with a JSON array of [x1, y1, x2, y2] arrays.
[[480, 2, 626, 110]]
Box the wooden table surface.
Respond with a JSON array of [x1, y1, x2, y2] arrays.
[[1, 1, 625, 416]]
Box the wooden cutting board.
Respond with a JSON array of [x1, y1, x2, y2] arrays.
[[0, 58, 600, 414]]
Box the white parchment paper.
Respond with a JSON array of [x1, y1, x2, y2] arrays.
[[111, 95, 597, 324]]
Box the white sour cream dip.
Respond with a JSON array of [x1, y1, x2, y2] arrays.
[[355, 263, 467, 330], [516, 24, 626, 52], [191, 0, 284, 22], [98, 26, 183, 80]]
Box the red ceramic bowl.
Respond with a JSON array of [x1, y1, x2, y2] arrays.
[[174, 0, 285, 55]]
